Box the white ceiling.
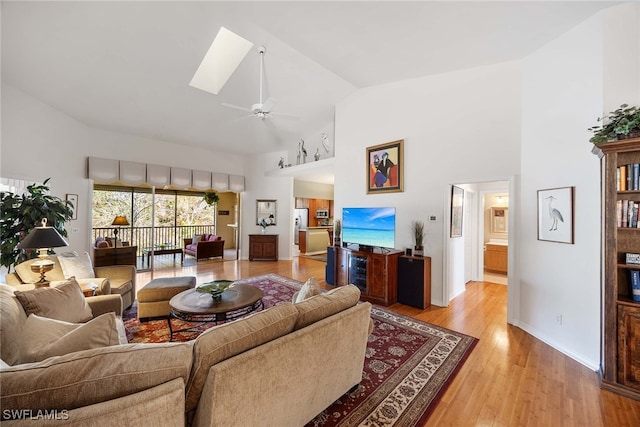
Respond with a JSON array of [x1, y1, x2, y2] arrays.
[[2, 1, 619, 165]]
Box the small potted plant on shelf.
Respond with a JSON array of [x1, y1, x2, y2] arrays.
[[411, 220, 425, 257], [588, 104, 640, 144], [203, 191, 219, 206], [333, 219, 341, 246]]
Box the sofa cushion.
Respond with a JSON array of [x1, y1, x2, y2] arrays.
[[207, 234, 221, 242], [186, 244, 197, 252], [293, 284, 361, 330], [57, 251, 96, 279], [19, 312, 123, 364], [292, 277, 322, 303], [14, 255, 65, 284], [13, 278, 93, 323], [192, 234, 203, 244], [95, 236, 110, 248], [0, 342, 193, 417], [185, 302, 299, 412], [0, 284, 28, 365]]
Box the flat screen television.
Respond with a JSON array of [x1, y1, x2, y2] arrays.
[[342, 207, 396, 249]]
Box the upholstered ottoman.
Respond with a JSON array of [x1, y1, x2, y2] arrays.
[[137, 276, 196, 320]]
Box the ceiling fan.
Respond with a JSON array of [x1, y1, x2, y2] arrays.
[[222, 46, 298, 121]]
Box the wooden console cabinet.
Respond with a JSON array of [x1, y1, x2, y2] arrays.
[[331, 246, 402, 306], [594, 137, 640, 400], [92, 246, 137, 267], [249, 234, 279, 261]]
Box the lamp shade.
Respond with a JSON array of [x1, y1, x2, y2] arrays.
[[111, 216, 130, 226], [17, 219, 68, 250]]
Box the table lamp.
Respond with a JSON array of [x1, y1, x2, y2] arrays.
[[16, 218, 69, 288], [111, 215, 129, 248]]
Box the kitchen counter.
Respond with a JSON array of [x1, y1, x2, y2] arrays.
[[298, 227, 332, 254]]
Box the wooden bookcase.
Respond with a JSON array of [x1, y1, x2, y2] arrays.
[[332, 246, 402, 306], [594, 137, 640, 400]]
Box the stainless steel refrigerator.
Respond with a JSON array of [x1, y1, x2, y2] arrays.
[[294, 208, 308, 245]]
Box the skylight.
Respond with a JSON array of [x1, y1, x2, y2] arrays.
[[189, 27, 253, 95]]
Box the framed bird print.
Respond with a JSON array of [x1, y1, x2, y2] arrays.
[[537, 186, 574, 244]]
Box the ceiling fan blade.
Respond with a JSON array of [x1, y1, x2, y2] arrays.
[[262, 97, 276, 113], [269, 111, 300, 120], [221, 102, 252, 113]]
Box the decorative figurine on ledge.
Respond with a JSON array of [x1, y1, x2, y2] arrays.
[[278, 157, 284, 169], [314, 148, 320, 161], [321, 132, 330, 153], [301, 139, 307, 164]]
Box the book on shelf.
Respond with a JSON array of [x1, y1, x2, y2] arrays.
[[634, 164, 640, 190], [631, 269, 640, 302], [617, 200, 623, 228], [620, 165, 627, 191]]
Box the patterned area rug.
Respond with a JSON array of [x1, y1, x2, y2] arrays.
[[123, 274, 477, 426]]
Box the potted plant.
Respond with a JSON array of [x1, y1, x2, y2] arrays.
[[333, 219, 341, 246], [0, 178, 74, 271], [589, 104, 640, 143], [204, 191, 219, 205], [411, 220, 425, 256]]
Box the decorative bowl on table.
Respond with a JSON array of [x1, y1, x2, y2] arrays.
[[196, 280, 234, 301]]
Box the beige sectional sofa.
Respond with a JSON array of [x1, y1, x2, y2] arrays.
[[0, 283, 372, 427]]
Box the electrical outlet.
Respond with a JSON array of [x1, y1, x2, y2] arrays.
[[429, 215, 437, 222], [556, 313, 563, 325]]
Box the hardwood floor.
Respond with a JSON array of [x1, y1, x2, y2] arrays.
[[137, 257, 640, 426]]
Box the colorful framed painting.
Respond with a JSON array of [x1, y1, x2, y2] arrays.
[[450, 186, 464, 238], [537, 186, 574, 244], [366, 139, 404, 194]]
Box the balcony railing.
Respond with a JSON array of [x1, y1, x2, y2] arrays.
[[92, 225, 216, 254]]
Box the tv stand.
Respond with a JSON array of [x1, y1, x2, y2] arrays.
[[330, 246, 402, 306]]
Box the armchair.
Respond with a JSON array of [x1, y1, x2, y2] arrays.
[[183, 234, 224, 261], [5, 254, 136, 309]]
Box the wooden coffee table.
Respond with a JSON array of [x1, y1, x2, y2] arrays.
[[167, 283, 263, 341], [143, 246, 184, 267]]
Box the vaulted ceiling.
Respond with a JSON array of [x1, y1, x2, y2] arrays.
[[2, 1, 618, 159]]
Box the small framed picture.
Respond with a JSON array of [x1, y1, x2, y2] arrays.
[[450, 186, 464, 238], [537, 186, 574, 244], [66, 194, 78, 220]]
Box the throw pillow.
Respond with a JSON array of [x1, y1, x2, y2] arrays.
[[192, 234, 203, 244], [18, 313, 122, 364], [293, 277, 322, 303], [57, 252, 95, 279], [14, 278, 93, 323]]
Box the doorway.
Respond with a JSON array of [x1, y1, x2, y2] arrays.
[[444, 178, 514, 321]]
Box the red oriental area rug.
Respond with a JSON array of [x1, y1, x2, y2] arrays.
[[123, 273, 478, 426]]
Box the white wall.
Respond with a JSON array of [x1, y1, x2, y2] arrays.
[[1, 83, 245, 255], [520, 3, 639, 370], [335, 61, 522, 306], [240, 151, 294, 260]]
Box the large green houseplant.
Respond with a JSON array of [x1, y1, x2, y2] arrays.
[[0, 179, 73, 271], [589, 104, 640, 143]]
